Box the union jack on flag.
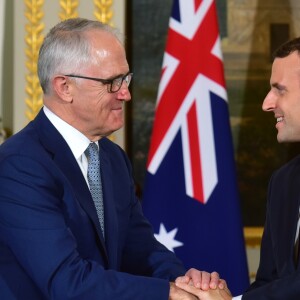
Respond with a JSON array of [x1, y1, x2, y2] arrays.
[[147, 0, 226, 204], [142, 0, 249, 295]]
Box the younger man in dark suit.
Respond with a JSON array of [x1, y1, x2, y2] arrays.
[[176, 37, 300, 300]]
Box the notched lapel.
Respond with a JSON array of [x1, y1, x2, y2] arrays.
[[34, 111, 108, 261], [274, 162, 300, 272], [99, 140, 119, 269]]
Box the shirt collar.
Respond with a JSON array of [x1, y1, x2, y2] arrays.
[[43, 106, 93, 159]]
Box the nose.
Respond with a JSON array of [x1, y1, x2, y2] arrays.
[[262, 90, 276, 112], [117, 82, 131, 102]]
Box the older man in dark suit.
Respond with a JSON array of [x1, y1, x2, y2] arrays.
[[0, 18, 221, 300]]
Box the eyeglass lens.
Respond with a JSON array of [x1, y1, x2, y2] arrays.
[[111, 73, 132, 92]]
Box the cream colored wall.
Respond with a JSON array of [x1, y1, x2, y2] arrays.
[[11, 0, 126, 148]]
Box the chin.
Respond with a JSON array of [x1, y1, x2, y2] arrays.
[[277, 135, 300, 143], [277, 136, 287, 143], [114, 120, 124, 130], [105, 124, 124, 136]]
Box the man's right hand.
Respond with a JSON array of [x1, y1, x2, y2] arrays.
[[169, 282, 198, 300], [175, 280, 232, 300]]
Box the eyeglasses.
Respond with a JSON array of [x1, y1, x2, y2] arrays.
[[64, 72, 133, 93]]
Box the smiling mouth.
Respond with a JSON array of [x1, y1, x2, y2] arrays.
[[276, 117, 283, 123]]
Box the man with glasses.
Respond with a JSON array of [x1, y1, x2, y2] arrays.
[[0, 18, 222, 299]]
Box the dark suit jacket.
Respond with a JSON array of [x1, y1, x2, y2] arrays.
[[243, 155, 300, 300], [0, 110, 186, 299]]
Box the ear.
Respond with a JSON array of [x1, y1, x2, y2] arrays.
[[52, 75, 73, 103]]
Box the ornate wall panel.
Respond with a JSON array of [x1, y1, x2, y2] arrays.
[[17, 0, 127, 148], [24, 0, 116, 122], [24, 0, 44, 121], [94, 0, 113, 25], [59, 0, 79, 20]]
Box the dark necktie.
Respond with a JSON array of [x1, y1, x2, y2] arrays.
[[85, 142, 105, 237]]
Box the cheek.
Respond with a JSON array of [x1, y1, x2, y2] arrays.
[[289, 95, 300, 114], [89, 92, 108, 112], [94, 98, 117, 123], [95, 88, 108, 99]]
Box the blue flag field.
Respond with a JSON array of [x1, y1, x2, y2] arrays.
[[142, 0, 249, 295]]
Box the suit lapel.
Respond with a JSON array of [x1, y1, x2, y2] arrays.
[[275, 161, 300, 272], [99, 139, 119, 269], [33, 110, 108, 261]]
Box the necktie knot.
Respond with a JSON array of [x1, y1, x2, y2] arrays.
[[85, 142, 99, 163]]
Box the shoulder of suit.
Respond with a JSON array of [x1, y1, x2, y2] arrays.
[[274, 154, 300, 177], [99, 137, 123, 152], [0, 121, 38, 156]]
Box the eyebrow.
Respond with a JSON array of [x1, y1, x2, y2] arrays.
[[106, 71, 130, 81], [271, 82, 287, 91]]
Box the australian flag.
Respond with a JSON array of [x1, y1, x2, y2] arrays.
[[142, 0, 249, 296]]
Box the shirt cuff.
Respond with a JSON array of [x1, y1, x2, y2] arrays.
[[232, 295, 242, 300]]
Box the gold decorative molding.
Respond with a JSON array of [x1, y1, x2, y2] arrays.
[[24, 0, 45, 121], [94, 0, 113, 25], [244, 226, 263, 247], [59, 0, 79, 20], [244, 227, 263, 281]]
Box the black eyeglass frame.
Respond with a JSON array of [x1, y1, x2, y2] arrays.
[[64, 72, 133, 93]]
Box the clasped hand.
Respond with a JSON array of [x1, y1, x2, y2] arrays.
[[169, 268, 232, 300]]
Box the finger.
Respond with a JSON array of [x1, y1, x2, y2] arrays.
[[175, 275, 190, 284], [185, 268, 202, 288], [175, 281, 204, 297], [209, 271, 220, 289], [185, 268, 196, 277], [218, 278, 227, 289], [198, 271, 210, 290], [224, 287, 232, 297]]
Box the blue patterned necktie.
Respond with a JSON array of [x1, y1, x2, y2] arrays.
[[85, 142, 105, 237]]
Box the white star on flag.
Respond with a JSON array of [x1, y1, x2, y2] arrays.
[[154, 223, 184, 252]]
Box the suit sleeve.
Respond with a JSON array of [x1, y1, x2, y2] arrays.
[[120, 193, 186, 280], [242, 173, 300, 300], [0, 154, 172, 300], [111, 145, 187, 281]]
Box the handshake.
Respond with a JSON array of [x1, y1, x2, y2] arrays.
[[170, 269, 232, 300]]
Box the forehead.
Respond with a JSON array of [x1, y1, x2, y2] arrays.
[[85, 30, 128, 73]]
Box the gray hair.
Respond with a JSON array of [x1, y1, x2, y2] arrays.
[[38, 18, 123, 94]]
